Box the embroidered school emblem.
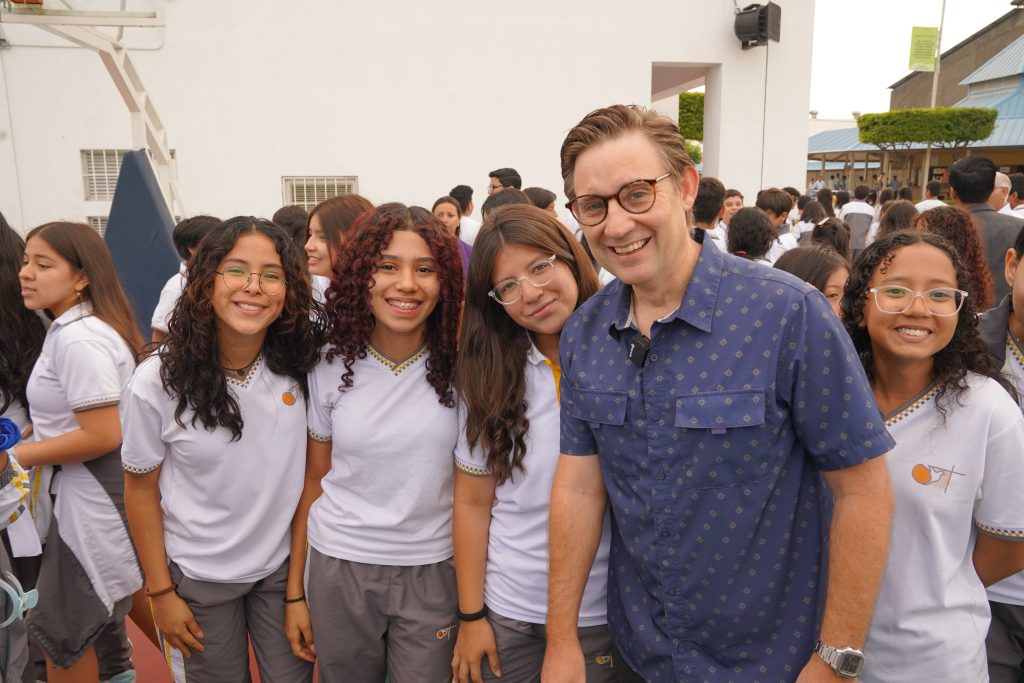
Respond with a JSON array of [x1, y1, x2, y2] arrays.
[[595, 655, 614, 666], [911, 464, 965, 493], [282, 384, 299, 406], [436, 625, 456, 640]]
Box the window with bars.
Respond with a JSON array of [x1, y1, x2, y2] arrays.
[[282, 176, 359, 211], [87, 216, 108, 236], [82, 149, 128, 201]]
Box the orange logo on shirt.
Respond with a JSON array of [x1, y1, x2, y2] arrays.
[[282, 384, 299, 406], [911, 463, 965, 493], [436, 625, 456, 640], [595, 655, 614, 666]]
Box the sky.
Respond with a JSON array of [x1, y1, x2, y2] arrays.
[[809, 0, 1018, 120]]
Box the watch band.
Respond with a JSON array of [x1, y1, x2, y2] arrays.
[[814, 639, 864, 678]]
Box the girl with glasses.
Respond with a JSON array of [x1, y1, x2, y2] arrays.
[[16, 222, 144, 683], [286, 204, 464, 682], [841, 231, 1024, 682], [122, 217, 324, 682], [451, 204, 616, 682]]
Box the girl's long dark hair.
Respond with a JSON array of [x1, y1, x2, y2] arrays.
[[325, 203, 463, 406], [0, 215, 46, 415], [26, 222, 145, 356], [159, 217, 327, 440], [841, 231, 1016, 416], [458, 205, 599, 484]]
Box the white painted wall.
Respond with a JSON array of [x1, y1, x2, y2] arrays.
[[0, 0, 815, 234]]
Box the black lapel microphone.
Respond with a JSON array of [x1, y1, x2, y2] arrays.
[[627, 333, 651, 367]]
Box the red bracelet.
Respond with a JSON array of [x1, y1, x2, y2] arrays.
[[146, 584, 176, 598]]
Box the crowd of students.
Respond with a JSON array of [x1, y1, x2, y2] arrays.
[[0, 103, 1023, 683]]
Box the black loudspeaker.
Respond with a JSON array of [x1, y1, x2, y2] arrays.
[[734, 2, 781, 50]]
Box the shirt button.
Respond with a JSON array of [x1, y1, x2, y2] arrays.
[[655, 470, 666, 481], [651, 411, 662, 421], [658, 528, 671, 538], [650, 353, 659, 362]]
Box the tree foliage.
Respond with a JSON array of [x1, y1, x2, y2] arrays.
[[678, 92, 704, 141], [857, 107, 997, 151], [685, 140, 703, 165]]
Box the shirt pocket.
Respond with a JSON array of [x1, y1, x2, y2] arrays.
[[674, 388, 772, 488], [565, 388, 636, 478]]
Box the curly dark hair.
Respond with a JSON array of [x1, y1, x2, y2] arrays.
[[841, 231, 1015, 417], [159, 217, 327, 440], [913, 205, 994, 310], [324, 203, 463, 407], [727, 207, 774, 260], [458, 205, 599, 485], [0, 215, 46, 416]]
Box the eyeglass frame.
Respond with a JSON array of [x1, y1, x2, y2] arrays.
[[867, 285, 968, 317], [488, 254, 558, 305], [214, 268, 288, 296], [565, 172, 672, 226]]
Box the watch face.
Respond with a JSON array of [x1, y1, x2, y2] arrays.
[[837, 652, 864, 677]]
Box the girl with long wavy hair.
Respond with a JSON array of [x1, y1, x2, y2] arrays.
[[304, 194, 374, 301], [285, 203, 464, 682], [122, 217, 324, 682], [16, 221, 144, 683], [914, 205, 994, 310], [450, 205, 616, 682], [841, 231, 1024, 682]]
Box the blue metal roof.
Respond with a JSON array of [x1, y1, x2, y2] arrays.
[[807, 127, 877, 155], [955, 87, 1024, 118], [961, 34, 1024, 85]]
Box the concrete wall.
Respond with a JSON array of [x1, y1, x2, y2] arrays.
[[889, 10, 1024, 110], [0, 0, 815, 234]]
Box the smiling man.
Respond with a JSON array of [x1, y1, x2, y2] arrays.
[[542, 105, 896, 683]]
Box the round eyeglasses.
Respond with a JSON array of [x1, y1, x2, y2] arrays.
[[566, 172, 671, 226], [489, 254, 557, 305], [868, 285, 967, 317], [215, 268, 287, 296]]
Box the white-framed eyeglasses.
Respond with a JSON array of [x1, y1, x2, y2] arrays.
[[489, 254, 557, 305], [868, 285, 968, 317]]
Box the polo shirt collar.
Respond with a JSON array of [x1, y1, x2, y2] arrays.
[[526, 341, 549, 366], [51, 301, 94, 329], [609, 233, 722, 335]]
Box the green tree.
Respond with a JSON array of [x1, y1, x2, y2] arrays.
[[685, 140, 703, 165], [678, 92, 704, 141], [857, 107, 997, 155]]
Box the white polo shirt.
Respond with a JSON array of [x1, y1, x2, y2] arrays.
[[150, 262, 187, 333], [455, 344, 610, 627], [311, 275, 330, 304], [988, 334, 1024, 607], [862, 374, 1024, 683], [915, 198, 945, 213], [460, 215, 482, 246], [121, 353, 307, 583], [27, 302, 135, 441], [765, 231, 798, 265], [306, 347, 457, 566]]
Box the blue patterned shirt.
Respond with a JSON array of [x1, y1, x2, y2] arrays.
[[559, 235, 893, 682]]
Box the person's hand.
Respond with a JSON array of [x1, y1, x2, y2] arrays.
[[284, 600, 316, 662], [451, 618, 501, 682], [541, 638, 585, 683], [151, 592, 204, 657], [795, 654, 844, 682]]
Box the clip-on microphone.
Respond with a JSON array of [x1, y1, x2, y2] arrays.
[[627, 333, 651, 367]]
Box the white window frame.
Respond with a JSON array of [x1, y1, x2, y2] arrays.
[[86, 216, 108, 236], [282, 176, 359, 211]]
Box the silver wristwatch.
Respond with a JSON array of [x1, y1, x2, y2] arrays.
[[813, 639, 864, 678]]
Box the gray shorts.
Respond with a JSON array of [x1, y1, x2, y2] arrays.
[[475, 610, 617, 683], [306, 548, 457, 683], [987, 600, 1024, 683], [162, 558, 313, 683]]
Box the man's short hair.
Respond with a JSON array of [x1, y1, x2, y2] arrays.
[[481, 187, 531, 220], [172, 215, 221, 260], [948, 156, 997, 204], [897, 187, 914, 201], [488, 168, 522, 190], [926, 180, 942, 199], [725, 188, 744, 201], [1009, 173, 1024, 200], [853, 184, 870, 200], [782, 186, 800, 201], [523, 186, 557, 210], [272, 205, 308, 244], [693, 177, 726, 224], [755, 188, 793, 217], [560, 104, 695, 200], [449, 185, 473, 214]]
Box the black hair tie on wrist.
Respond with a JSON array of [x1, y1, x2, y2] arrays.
[[457, 605, 489, 622], [283, 594, 306, 604]]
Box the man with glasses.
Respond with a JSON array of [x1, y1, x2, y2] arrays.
[[488, 167, 522, 195], [542, 104, 895, 683]]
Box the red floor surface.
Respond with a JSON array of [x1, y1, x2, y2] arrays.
[[127, 621, 262, 682]]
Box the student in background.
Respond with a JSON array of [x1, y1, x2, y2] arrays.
[[151, 215, 221, 343], [304, 194, 374, 302], [773, 245, 849, 318]]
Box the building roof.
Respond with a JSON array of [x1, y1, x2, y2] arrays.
[[889, 9, 1020, 89], [807, 127, 876, 155], [961, 35, 1024, 85]]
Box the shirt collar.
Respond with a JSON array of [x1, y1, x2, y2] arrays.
[[526, 342, 549, 366], [50, 301, 93, 329], [608, 232, 722, 335]]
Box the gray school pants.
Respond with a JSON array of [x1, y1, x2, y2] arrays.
[[988, 600, 1024, 683], [306, 547, 457, 683], [162, 558, 313, 683]]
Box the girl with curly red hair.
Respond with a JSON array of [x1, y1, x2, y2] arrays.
[[913, 205, 994, 310], [285, 203, 464, 681]]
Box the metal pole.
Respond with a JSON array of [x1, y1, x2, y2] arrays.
[[922, 0, 947, 186]]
